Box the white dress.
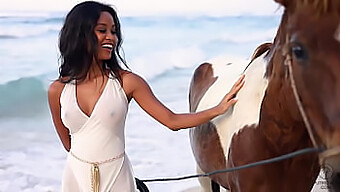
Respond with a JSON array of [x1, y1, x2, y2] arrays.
[[60, 75, 137, 192]]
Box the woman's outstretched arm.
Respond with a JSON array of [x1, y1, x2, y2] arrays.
[[123, 72, 245, 131]]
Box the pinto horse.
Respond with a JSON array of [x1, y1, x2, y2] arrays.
[[189, 0, 340, 191]]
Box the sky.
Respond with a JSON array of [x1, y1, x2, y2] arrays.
[[0, 0, 282, 17]]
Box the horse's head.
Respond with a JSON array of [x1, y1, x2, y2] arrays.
[[273, 0, 340, 189]]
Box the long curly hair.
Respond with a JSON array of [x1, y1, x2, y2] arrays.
[[58, 1, 128, 83]]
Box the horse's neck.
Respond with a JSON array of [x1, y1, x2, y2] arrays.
[[260, 54, 314, 154], [226, 53, 320, 191], [226, 11, 321, 191]]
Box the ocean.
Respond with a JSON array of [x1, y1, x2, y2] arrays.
[[0, 12, 327, 192]]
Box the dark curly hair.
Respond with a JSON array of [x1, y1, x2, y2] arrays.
[[58, 1, 128, 83]]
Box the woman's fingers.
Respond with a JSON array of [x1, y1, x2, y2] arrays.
[[235, 74, 245, 85], [226, 74, 245, 100], [232, 74, 245, 91], [227, 97, 238, 106]]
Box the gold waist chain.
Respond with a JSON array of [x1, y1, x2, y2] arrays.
[[70, 151, 125, 192]]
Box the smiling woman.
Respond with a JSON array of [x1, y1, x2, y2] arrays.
[[47, 1, 245, 192], [49, 2, 137, 191]]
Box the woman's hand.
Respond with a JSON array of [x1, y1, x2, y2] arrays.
[[216, 74, 245, 115]]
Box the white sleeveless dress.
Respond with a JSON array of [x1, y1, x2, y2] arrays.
[[60, 75, 138, 192]]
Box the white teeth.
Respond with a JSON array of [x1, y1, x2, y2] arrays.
[[102, 44, 113, 49]]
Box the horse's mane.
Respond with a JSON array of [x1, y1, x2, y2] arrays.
[[250, 43, 272, 62], [291, 0, 340, 15]]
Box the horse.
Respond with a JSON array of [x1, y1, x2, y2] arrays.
[[189, 0, 340, 191]]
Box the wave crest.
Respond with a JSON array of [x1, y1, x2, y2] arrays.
[[0, 77, 48, 118]]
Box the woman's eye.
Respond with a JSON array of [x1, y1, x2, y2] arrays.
[[111, 30, 116, 34], [98, 29, 106, 33]]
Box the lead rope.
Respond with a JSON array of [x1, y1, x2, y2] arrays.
[[70, 151, 125, 192]]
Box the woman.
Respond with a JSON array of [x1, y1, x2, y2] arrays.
[[48, 1, 245, 191]]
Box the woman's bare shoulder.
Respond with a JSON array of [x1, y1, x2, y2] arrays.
[[120, 70, 145, 81], [119, 71, 149, 97], [48, 79, 67, 97], [121, 71, 147, 88]]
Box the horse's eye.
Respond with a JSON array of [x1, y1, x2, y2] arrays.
[[291, 44, 308, 61]]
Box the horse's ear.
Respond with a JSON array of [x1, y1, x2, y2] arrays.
[[274, 0, 289, 7]]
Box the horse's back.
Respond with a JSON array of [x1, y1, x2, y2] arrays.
[[194, 56, 248, 113]]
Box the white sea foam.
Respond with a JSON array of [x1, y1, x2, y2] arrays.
[[130, 45, 205, 79], [219, 28, 277, 44]]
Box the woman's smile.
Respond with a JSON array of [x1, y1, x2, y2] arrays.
[[95, 11, 117, 60]]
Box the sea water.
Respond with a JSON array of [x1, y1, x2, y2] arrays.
[[1, 12, 326, 192]]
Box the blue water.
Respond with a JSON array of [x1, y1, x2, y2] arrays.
[[0, 13, 281, 191]]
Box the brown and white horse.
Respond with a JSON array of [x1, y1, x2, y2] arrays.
[[189, 0, 340, 191]]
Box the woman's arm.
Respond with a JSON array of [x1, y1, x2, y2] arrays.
[[48, 81, 71, 151], [124, 72, 245, 131]]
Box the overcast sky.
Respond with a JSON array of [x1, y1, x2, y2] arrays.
[[0, 0, 282, 16]]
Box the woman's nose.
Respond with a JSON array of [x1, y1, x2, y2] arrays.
[[106, 33, 113, 40], [105, 31, 114, 40]]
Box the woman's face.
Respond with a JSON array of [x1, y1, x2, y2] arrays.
[[94, 11, 117, 61]]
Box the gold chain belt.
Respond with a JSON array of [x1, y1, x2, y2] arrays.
[[70, 151, 125, 192]]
